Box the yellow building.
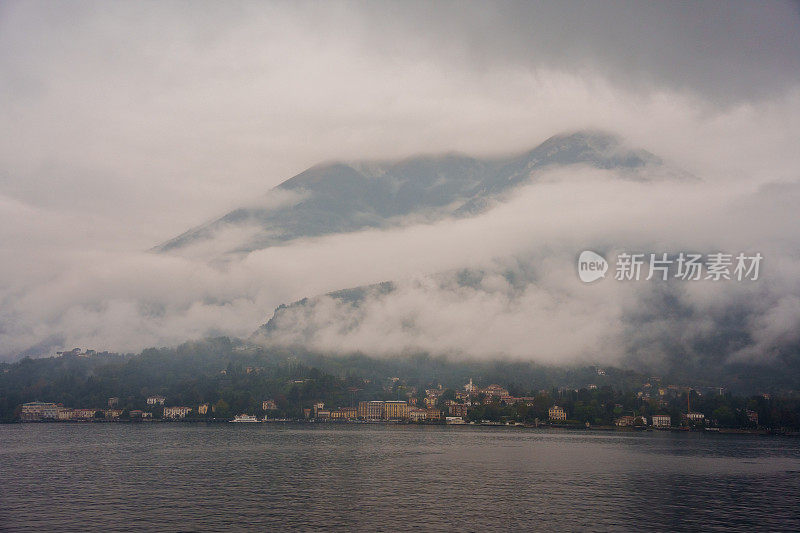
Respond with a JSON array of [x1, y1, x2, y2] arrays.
[[358, 401, 385, 420], [198, 403, 209, 415], [330, 407, 358, 420], [548, 405, 567, 421], [426, 408, 441, 420], [384, 401, 411, 420]]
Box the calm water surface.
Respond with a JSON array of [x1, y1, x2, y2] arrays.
[[1, 424, 799, 532]]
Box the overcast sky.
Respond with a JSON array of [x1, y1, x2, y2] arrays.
[[1, 1, 799, 362]]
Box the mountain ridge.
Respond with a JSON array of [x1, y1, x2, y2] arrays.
[[154, 130, 689, 256]]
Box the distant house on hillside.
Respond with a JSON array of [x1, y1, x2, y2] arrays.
[[146, 396, 166, 406], [481, 384, 510, 399]]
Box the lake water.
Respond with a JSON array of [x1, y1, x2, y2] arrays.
[[1, 423, 799, 532]]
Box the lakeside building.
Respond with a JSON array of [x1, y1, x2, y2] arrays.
[[108, 397, 119, 408], [313, 402, 325, 418], [686, 412, 706, 423], [384, 401, 411, 420], [615, 416, 636, 427], [262, 399, 277, 411], [105, 409, 123, 420], [358, 401, 385, 420], [651, 414, 671, 428], [146, 396, 166, 406], [410, 408, 428, 422], [72, 409, 96, 420], [548, 405, 567, 421], [21, 402, 60, 421], [163, 406, 192, 419], [330, 407, 358, 420], [198, 403, 209, 415], [426, 408, 442, 420], [746, 410, 758, 425], [57, 407, 73, 420]]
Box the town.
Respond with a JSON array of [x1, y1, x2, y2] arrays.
[[18, 375, 772, 432]]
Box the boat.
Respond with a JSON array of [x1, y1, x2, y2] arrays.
[[231, 414, 260, 423]]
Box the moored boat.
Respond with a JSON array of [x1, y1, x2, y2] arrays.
[[231, 414, 260, 423]]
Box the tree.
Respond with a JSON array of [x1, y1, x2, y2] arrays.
[[213, 399, 231, 419]]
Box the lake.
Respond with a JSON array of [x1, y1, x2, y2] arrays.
[[1, 423, 799, 532]]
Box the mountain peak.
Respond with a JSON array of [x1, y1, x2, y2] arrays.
[[154, 131, 685, 256]]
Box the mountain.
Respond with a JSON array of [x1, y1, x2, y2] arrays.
[[251, 276, 800, 395], [155, 130, 688, 255]]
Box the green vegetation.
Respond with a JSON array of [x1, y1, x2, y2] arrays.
[[2, 337, 800, 429]]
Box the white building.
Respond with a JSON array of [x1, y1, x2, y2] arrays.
[[651, 414, 671, 428], [464, 378, 477, 393], [410, 408, 428, 422], [20, 402, 59, 421], [146, 396, 166, 406], [163, 406, 192, 419]]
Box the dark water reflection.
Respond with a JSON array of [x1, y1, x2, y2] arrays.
[[2, 424, 799, 532]]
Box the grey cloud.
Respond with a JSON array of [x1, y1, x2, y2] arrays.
[[0, 1, 798, 371], [357, 0, 800, 102]]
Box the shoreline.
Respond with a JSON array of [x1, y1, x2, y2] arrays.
[[4, 418, 792, 436]]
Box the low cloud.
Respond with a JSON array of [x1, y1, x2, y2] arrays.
[[1, 2, 798, 370]]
